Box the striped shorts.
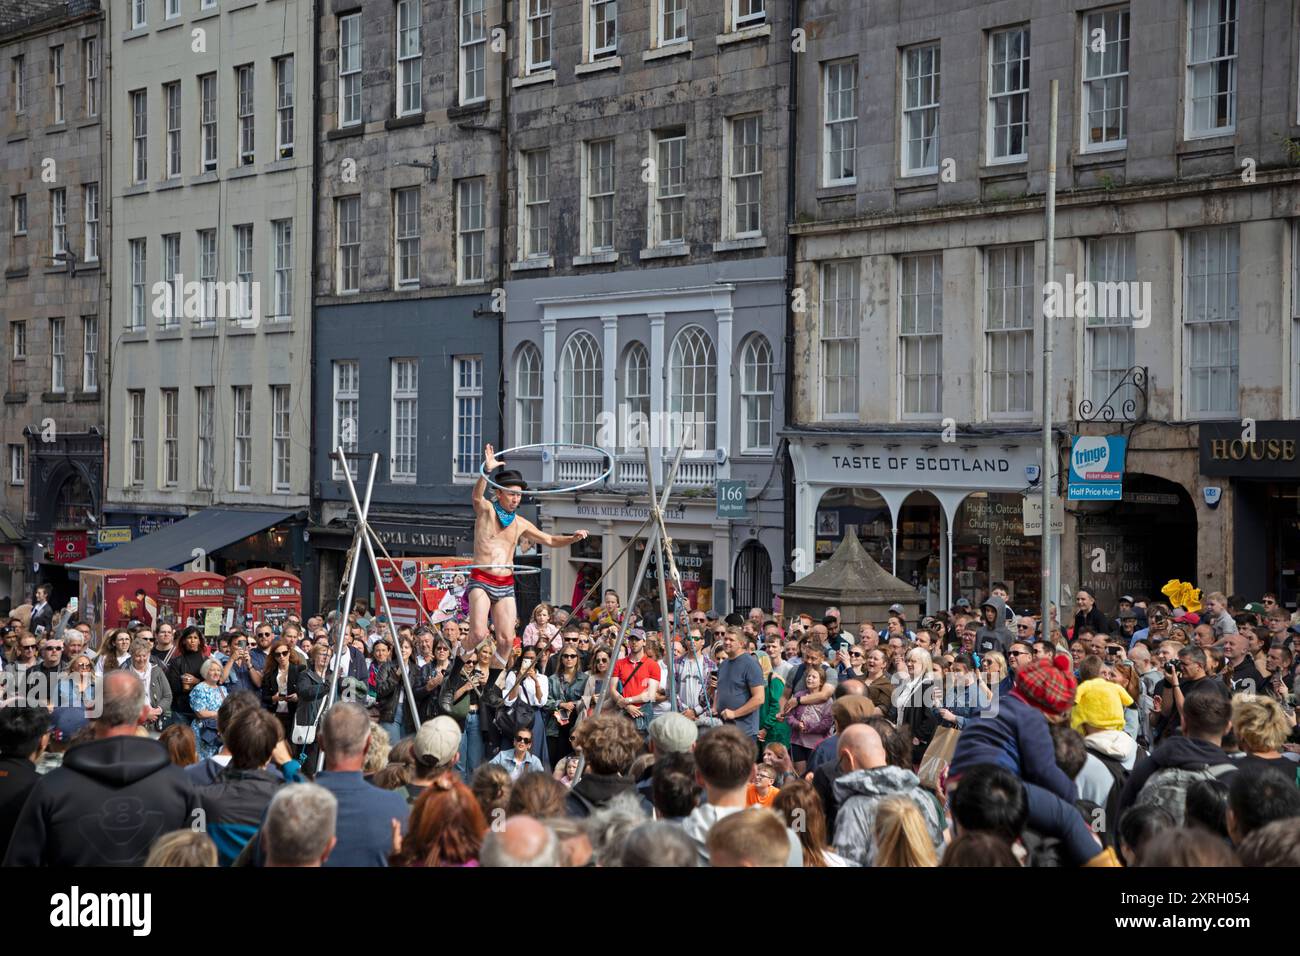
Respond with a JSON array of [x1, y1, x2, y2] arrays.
[[467, 567, 515, 603]]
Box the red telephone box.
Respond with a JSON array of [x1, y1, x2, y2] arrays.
[[157, 571, 227, 632], [374, 556, 475, 628], [78, 568, 164, 648], [224, 568, 302, 634]]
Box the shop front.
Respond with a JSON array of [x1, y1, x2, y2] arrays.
[[306, 511, 476, 620], [1201, 422, 1300, 610], [538, 496, 736, 617], [788, 431, 1060, 616]]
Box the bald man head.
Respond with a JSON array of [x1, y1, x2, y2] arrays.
[[837, 723, 886, 773], [480, 815, 559, 867], [836, 678, 866, 698]]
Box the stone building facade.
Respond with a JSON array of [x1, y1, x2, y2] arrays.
[[0, 0, 105, 606], [101, 0, 314, 576], [502, 0, 791, 616], [308, 0, 503, 612], [789, 0, 1300, 614]]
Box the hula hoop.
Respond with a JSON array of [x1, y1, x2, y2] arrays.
[[479, 442, 614, 496], [448, 563, 544, 576]]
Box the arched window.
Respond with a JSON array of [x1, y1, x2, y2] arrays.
[[515, 344, 543, 446], [620, 342, 650, 449], [559, 331, 602, 445], [740, 334, 773, 452], [669, 326, 716, 449]]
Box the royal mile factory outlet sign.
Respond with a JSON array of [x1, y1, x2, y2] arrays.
[[792, 439, 1042, 492]]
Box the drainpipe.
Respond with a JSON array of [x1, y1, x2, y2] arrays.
[[782, 0, 802, 585], [497, 2, 510, 443], [307, 0, 323, 608]]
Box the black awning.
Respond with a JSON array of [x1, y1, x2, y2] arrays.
[[70, 507, 298, 571]]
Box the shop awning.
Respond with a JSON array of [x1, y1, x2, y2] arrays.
[[70, 507, 298, 571]]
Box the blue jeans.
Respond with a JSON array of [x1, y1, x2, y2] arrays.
[[379, 721, 404, 746], [458, 711, 484, 783]]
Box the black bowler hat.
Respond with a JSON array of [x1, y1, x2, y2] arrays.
[[494, 469, 528, 491]]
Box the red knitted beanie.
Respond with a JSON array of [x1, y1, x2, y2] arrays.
[[1013, 652, 1077, 716]]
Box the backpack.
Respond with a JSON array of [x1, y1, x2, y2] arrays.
[[1135, 762, 1236, 826], [1085, 748, 1137, 848]]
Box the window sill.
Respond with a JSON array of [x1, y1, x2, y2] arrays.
[[896, 171, 939, 188], [76, 117, 100, 129], [44, 123, 68, 135], [264, 158, 296, 174], [982, 158, 1028, 173], [513, 70, 556, 89], [41, 391, 68, 403], [155, 327, 183, 340], [265, 320, 293, 334], [228, 0, 260, 12], [189, 171, 219, 186], [120, 329, 149, 342], [713, 237, 766, 253], [226, 321, 257, 336], [1072, 147, 1126, 168], [816, 183, 856, 200], [511, 257, 554, 272], [573, 251, 619, 266], [72, 391, 98, 403], [124, 183, 150, 197], [192, 324, 217, 338], [640, 244, 690, 260], [644, 42, 692, 63], [156, 178, 184, 192], [4, 268, 28, 280], [6, 132, 27, 143], [576, 57, 621, 75], [123, 27, 150, 42], [448, 100, 491, 119], [193, 9, 221, 22], [3, 392, 26, 405], [385, 112, 425, 131], [328, 124, 365, 142], [1180, 131, 1235, 150], [716, 23, 771, 46], [158, 20, 183, 32], [227, 164, 258, 180]]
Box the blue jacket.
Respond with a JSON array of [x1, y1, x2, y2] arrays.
[[314, 771, 410, 867], [948, 691, 1076, 803], [198, 767, 282, 866]]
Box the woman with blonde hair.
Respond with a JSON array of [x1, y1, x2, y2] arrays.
[[873, 796, 939, 867], [1231, 695, 1298, 776], [145, 830, 218, 867]]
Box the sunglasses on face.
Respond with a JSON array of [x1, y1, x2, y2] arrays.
[[561, 653, 578, 659], [20, 643, 37, 650], [258, 632, 273, 638], [274, 650, 290, 657], [45, 645, 63, 652], [515, 736, 532, 744]]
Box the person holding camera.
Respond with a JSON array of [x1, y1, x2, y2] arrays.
[[221, 632, 258, 694], [1152, 645, 1230, 743]]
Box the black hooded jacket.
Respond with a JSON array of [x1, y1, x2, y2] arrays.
[[1117, 735, 1235, 816], [1, 735, 199, 866]]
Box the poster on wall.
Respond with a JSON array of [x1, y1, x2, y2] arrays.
[[816, 511, 840, 536], [1068, 435, 1127, 501]]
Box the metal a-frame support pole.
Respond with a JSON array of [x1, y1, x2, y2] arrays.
[[336, 450, 420, 741], [316, 451, 379, 772]]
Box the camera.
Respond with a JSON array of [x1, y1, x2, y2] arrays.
[[1165, 661, 1182, 676]]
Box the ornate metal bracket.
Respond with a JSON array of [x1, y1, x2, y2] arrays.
[[1076, 366, 1148, 423]]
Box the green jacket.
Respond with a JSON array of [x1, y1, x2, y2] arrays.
[[544, 671, 589, 737], [759, 674, 790, 747]]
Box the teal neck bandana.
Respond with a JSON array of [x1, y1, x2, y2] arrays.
[[493, 501, 516, 527]]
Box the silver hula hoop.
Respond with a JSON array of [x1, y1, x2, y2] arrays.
[[479, 442, 614, 496], [453, 563, 544, 576]]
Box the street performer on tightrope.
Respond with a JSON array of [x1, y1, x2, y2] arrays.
[[471, 443, 590, 668]]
